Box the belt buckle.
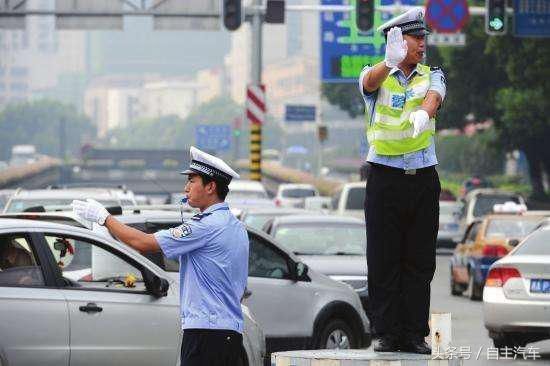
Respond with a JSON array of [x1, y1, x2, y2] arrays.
[[405, 169, 417, 175]]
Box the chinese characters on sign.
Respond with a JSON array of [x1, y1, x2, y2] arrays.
[[514, 0, 550, 37]]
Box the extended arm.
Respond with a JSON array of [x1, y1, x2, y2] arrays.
[[104, 216, 160, 253], [72, 199, 160, 253]]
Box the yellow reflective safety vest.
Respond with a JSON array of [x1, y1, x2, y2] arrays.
[[366, 63, 435, 156]]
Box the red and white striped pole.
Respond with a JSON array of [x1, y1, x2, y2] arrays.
[[246, 84, 266, 181]]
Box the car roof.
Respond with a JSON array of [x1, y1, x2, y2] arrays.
[[341, 182, 365, 188], [0, 211, 91, 228], [465, 188, 522, 200], [115, 210, 191, 224], [439, 201, 460, 207], [229, 180, 266, 191], [278, 183, 317, 190], [0, 217, 97, 233], [242, 207, 313, 215], [272, 214, 364, 225], [483, 214, 544, 221], [10, 189, 117, 200]]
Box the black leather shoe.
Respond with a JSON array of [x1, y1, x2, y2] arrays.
[[399, 338, 431, 354], [373, 336, 400, 352]]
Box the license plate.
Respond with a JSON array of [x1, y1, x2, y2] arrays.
[[530, 279, 550, 293]]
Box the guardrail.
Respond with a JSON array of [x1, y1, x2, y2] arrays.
[[0, 157, 61, 188], [235, 160, 342, 196]]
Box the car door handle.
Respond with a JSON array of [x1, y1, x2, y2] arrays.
[[79, 303, 103, 313]]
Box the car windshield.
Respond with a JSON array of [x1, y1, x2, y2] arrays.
[[244, 214, 273, 231], [345, 187, 365, 210], [485, 218, 539, 239], [5, 199, 119, 212], [281, 188, 316, 198], [273, 223, 365, 255], [513, 230, 550, 255], [473, 195, 520, 218], [227, 190, 267, 199]]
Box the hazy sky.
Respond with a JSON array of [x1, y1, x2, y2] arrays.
[[89, 17, 232, 76]]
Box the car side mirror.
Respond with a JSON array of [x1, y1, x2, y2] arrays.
[[294, 262, 309, 281], [143, 269, 169, 298]]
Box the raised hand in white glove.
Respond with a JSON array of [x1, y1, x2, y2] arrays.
[[384, 27, 408, 68], [409, 109, 430, 138], [72, 199, 110, 225]]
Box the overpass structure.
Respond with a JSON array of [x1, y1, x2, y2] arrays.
[[0, 148, 345, 200]]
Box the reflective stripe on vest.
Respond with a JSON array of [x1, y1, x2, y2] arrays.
[[366, 63, 436, 156]]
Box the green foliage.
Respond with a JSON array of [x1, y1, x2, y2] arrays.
[[321, 83, 365, 118], [436, 17, 508, 129], [0, 100, 96, 161], [436, 129, 504, 176]]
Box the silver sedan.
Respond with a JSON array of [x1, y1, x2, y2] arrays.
[[483, 225, 550, 349], [0, 218, 264, 366]]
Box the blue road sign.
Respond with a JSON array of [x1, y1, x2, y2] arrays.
[[195, 124, 232, 152], [285, 105, 316, 122], [514, 0, 550, 37], [321, 0, 422, 83]]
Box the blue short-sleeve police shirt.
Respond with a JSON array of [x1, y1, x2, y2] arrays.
[[154, 202, 249, 333]]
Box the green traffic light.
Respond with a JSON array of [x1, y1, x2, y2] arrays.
[[490, 18, 504, 31]]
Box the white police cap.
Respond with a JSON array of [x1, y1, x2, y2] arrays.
[[181, 146, 240, 185], [377, 7, 430, 36]]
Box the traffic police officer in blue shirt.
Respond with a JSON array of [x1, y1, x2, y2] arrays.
[[72, 146, 249, 366], [358, 8, 445, 354]]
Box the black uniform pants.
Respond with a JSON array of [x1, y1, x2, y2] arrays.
[[180, 329, 244, 366], [365, 163, 440, 339]]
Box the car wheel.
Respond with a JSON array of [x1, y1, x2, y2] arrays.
[[466, 269, 482, 301], [492, 333, 527, 350], [316, 319, 358, 350], [450, 268, 463, 296]]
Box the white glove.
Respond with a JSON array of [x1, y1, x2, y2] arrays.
[[72, 199, 110, 225], [409, 109, 430, 138], [384, 27, 408, 68]]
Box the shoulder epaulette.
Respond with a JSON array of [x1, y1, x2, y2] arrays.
[[190, 212, 212, 221]]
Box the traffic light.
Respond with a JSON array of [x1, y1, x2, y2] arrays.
[[266, 0, 285, 24], [486, 0, 507, 35], [222, 0, 242, 31], [356, 0, 374, 32]]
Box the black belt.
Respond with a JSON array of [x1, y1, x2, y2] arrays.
[[369, 162, 435, 176]]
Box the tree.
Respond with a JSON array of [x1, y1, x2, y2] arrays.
[[0, 100, 96, 161], [435, 16, 507, 129], [487, 34, 550, 200]]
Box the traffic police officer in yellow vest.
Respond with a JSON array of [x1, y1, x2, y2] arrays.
[[359, 7, 445, 354]]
